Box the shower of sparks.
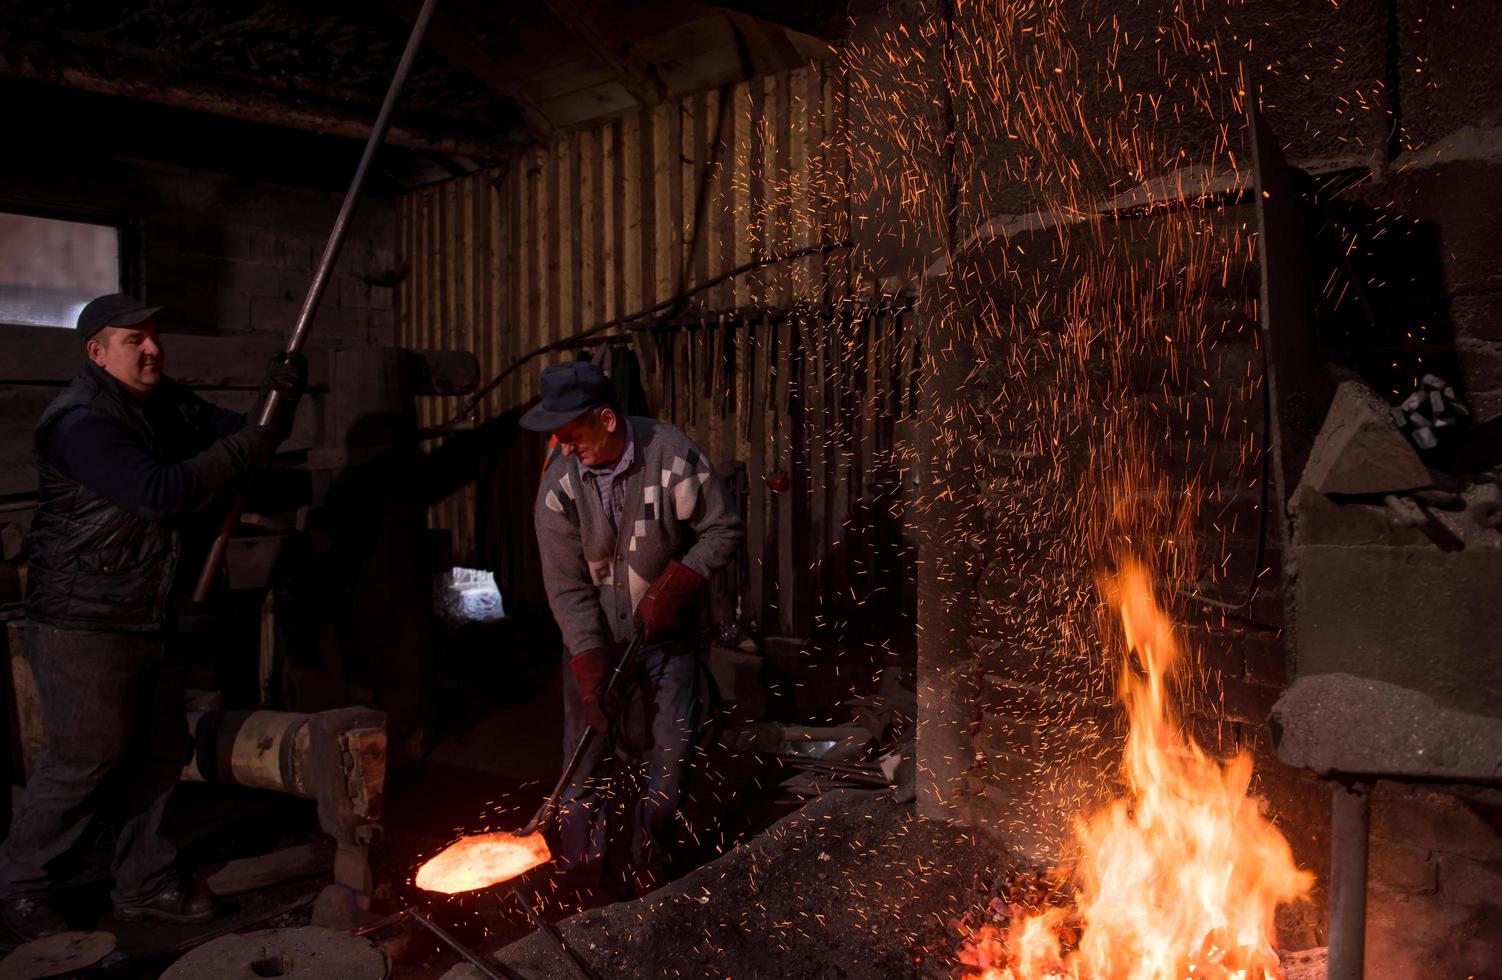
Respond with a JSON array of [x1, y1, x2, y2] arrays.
[[827, 0, 1270, 857]]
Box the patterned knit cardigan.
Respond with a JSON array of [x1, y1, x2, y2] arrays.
[[534, 416, 743, 655]]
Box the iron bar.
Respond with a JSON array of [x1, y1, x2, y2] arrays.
[[1328, 779, 1372, 980], [407, 907, 519, 980], [191, 0, 443, 602], [510, 887, 603, 980]]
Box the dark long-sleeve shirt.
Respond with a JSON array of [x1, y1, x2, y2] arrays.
[[45, 401, 247, 524]]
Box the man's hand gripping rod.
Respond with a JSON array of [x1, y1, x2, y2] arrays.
[[517, 629, 647, 837], [191, 0, 442, 602]]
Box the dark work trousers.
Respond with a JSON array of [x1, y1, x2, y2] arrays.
[[0, 624, 188, 905], [557, 640, 699, 890]]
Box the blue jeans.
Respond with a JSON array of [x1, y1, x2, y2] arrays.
[[557, 640, 699, 889]]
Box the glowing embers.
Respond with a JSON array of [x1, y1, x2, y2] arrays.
[[962, 561, 1313, 980], [415, 831, 552, 895]]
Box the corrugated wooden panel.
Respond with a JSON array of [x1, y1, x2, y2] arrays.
[[396, 68, 886, 629]]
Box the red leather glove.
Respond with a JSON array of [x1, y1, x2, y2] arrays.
[[633, 560, 704, 641], [569, 648, 611, 734]]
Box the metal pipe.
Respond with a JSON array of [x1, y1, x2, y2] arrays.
[[407, 907, 517, 980], [1328, 779, 1372, 980], [510, 887, 603, 980], [191, 0, 443, 602]]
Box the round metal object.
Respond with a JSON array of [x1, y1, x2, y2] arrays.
[[161, 926, 387, 980], [0, 931, 116, 980]]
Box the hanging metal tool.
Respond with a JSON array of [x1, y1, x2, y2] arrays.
[[191, 0, 443, 602]]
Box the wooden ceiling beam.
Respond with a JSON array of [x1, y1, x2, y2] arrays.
[[542, 0, 669, 108], [381, 0, 554, 143], [726, 11, 809, 76], [0, 53, 511, 160]]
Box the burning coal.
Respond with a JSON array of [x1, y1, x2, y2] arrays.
[[961, 561, 1313, 979], [415, 831, 552, 895]]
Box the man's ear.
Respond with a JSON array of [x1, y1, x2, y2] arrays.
[[86, 337, 107, 368], [599, 407, 620, 433]]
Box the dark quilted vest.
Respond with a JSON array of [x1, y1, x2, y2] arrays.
[[27, 364, 203, 630]]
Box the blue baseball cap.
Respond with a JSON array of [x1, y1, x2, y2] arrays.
[[520, 361, 617, 432]]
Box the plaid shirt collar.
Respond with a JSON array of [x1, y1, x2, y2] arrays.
[[581, 419, 635, 482]]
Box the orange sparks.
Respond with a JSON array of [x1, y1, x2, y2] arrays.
[[414, 831, 552, 895]]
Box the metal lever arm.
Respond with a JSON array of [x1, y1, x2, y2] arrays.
[[190, 0, 443, 602]]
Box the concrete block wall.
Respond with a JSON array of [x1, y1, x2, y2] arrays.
[[913, 204, 1332, 925], [886, 0, 1502, 967], [0, 151, 398, 347], [0, 144, 399, 568]]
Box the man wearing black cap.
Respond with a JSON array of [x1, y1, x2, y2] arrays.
[[0, 294, 305, 942], [525, 360, 742, 901]]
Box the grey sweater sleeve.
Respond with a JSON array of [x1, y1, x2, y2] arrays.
[[676, 455, 744, 580], [534, 473, 610, 655]]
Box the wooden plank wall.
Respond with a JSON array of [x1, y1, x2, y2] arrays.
[[396, 64, 918, 639], [623, 301, 919, 640]]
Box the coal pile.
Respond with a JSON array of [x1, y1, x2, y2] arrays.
[[444, 789, 998, 980]]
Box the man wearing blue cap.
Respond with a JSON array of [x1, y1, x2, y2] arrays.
[[524, 360, 743, 901], [0, 294, 305, 941]]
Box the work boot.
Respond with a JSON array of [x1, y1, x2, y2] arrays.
[[114, 881, 216, 925], [1, 894, 69, 943]]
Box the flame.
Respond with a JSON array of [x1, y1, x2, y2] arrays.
[[414, 831, 552, 895], [964, 561, 1313, 980]]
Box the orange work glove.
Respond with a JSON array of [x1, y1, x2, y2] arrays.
[[568, 648, 611, 734], [633, 560, 704, 641]]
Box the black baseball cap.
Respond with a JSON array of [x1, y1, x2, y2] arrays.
[[76, 293, 165, 341], [520, 361, 617, 432]]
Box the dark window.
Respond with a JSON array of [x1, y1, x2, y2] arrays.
[[0, 210, 124, 329]]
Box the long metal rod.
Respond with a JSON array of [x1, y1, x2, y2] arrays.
[[510, 886, 603, 980], [407, 907, 518, 980], [1328, 779, 1372, 980], [518, 630, 646, 836], [191, 0, 443, 603]]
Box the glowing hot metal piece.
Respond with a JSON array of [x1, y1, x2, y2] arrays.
[[415, 831, 552, 894]]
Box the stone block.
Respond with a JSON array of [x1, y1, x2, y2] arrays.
[[1438, 852, 1502, 908], [1372, 786, 1502, 864], [1468, 387, 1502, 425], [1298, 379, 1431, 496], [1290, 544, 1502, 717], [1186, 630, 1244, 681], [1371, 841, 1437, 894], [337, 273, 371, 311], [1449, 289, 1502, 345], [207, 294, 253, 334], [249, 229, 297, 267], [249, 294, 302, 337], [1366, 885, 1502, 980], [1242, 633, 1288, 686], [1272, 674, 1502, 783], [1217, 677, 1280, 725], [1456, 339, 1502, 410], [368, 309, 395, 344], [1371, 161, 1502, 295], [1396, 0, 1502, 149]]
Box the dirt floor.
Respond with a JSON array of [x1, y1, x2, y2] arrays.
[[442, 788, 1001, 980]]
